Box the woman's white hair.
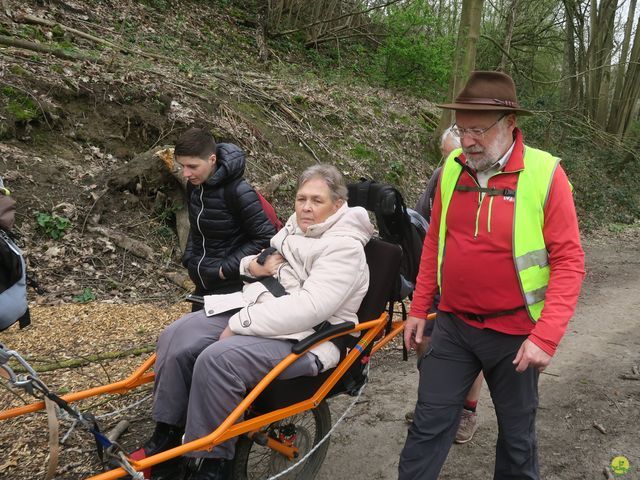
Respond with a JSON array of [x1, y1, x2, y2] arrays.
[[298, 164, 348, 202]]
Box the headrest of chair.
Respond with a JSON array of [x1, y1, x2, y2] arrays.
[[347, 181, 400, 217]]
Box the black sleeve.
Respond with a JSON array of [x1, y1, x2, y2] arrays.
[[181, 230, 194, 268], [219, 181, 276, 280]]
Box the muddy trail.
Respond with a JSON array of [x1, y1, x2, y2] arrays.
[[315, 232, 640, 480], [1, 229, 638, 480]]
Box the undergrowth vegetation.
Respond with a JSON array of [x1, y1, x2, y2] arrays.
[[0, 0, 637, 231]]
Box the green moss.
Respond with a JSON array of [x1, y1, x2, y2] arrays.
[[385, 160, 406, 184], [351, 143, 377, 161], [9, 65, 29, 76], [19, 25, 46, 42], [51, 24, 65, 39], [2, 87, 41, 122]]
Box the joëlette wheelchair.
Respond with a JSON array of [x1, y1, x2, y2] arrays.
[[1, 238, 427, 480]]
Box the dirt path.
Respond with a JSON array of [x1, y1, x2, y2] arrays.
[[1, 232, 638, 479], [317, 232, 640, 480]]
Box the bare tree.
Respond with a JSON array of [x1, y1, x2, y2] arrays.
[[498, 0, 519, 71], [606, 0, 638, 135], [438, 0, 485, 131]]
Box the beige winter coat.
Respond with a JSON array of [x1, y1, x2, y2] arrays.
[[227, 204, 374, 370]]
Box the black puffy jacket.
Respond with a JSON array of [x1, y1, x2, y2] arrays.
[[182, 143, 275, 294]]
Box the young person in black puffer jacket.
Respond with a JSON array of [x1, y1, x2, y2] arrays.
[[176, 128, 275, 310]]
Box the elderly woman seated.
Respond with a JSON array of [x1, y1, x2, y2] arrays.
[[140, 164, 374, 480]]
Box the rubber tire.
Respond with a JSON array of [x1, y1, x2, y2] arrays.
[[231, 400, 332, 480]]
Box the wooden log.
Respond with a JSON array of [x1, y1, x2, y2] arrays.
[[0, 34, 96, 62], [87, 226, 154, 261]]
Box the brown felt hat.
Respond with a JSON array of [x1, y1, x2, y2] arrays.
[[437, 71, 532, 115]]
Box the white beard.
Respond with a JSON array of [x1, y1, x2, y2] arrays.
[[463, 126, 512, 172]]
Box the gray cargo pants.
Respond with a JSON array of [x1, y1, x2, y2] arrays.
[[152, 310, 319, 460], [399, 311, 540, 480]]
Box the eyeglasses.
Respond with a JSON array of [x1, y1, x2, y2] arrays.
[[451, 114, 506, 139]]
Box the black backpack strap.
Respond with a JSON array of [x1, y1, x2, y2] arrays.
[[455, 185, 516, 197]]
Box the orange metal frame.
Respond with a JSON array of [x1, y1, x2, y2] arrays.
[[1, 312, 435, 480]]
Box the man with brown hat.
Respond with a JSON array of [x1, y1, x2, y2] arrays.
[[398, 71, 585, 479]]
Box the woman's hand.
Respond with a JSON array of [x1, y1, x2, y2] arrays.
[[219, 326, 235, 340], [249, 252, 285, 277]]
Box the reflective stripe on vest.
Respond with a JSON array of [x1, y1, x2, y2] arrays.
[[437, 146, 560, 322]]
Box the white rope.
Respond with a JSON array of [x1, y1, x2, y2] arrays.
[[94, 394, 153, 420], [265, 363, 371, 480], [58, 394, 153, 442]]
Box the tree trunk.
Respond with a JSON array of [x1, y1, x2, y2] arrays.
[[498, 0, 518, 72], [606, 0, 637, 134], [614, 22, 640, 137], [586, 0, 617, 122], [438, 0, 485, 132], [562, 0, 578, 109]]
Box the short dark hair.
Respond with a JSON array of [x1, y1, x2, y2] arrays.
[[174, 128, 216, 159]]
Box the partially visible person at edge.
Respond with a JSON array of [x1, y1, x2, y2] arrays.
[[408, 127, 485, 445], [399, 71, 585, 480], [137, 164, 374, 480], [177, 128, 275, 310]]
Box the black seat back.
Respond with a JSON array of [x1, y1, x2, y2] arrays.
[[357, 238, 402, 322], [250, 238, 402, 413]]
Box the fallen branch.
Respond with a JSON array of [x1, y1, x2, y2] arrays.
[[618, 374, 640, 380], [87, 226, 154, 261], [13, 346, 155, 373], [14, 13, 175, 63], [257, 172, 287, 198], [592, 421, 607, 434], [163, 271, 193, 290], [16, 14, 120, 50], [0, 34, 97, 62]]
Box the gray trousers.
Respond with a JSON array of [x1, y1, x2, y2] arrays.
[[152, 310, 319, 460], [399, 311, 540, 480]]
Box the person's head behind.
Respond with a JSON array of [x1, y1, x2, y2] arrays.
[[437, 71, 529, 172], [440, 127, 461, 159], [295, 164, 347, 233], [174, 128, 217, 185]]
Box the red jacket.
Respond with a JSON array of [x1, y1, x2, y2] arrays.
[[409, 130, 585, 356]]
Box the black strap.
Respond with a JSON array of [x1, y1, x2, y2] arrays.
[[240, 274, 354, 356], [18, 308, 30, 329], [240, 274, 288, 298], [461, 305, 526, 322], [256, 247, 278, 265], [454, 185, 516, 197]]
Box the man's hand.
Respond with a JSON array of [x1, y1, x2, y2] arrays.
[[404, 315, 428, 352], [249, 252, 285, 277], [219, 326, 235, 340], [513, 339, 552, 373]]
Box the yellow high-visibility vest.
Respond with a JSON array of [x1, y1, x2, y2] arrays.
[[437, 146, 560, 322]]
